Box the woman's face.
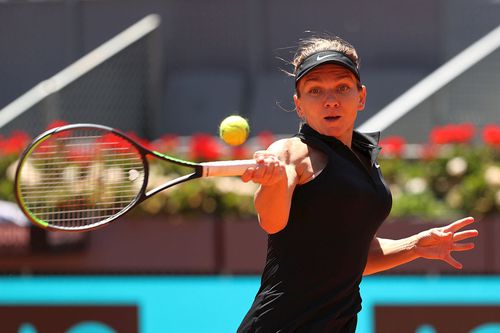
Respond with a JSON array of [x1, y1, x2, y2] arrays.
[[294, 64, 366, 145]]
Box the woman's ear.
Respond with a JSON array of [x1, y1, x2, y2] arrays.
[[293, 94, 305, 120], [358, 85, 367, 111]]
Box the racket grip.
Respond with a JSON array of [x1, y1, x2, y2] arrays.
[[200, 159, 257, 177]]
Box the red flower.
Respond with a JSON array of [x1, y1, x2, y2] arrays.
[[44, 120, 72, 140], [94, 133, 137, 161], [0, 131, 31, 155], [257, 131, 275, 149], [189, 134, 221, 161], [482, 124, 500, 146], [151, 134, 180, 153], [430, 123, 475, 145], [421, 144, 438, 161], [97, 133, 133, 150], [125, 132, 151, 150], [231, 145, 250, 160], [46, 120, 69, 130], [67, 144, 96, 165], [379, 136, 406, 157]]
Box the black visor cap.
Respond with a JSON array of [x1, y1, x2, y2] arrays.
[[294, 50, 361, 86]]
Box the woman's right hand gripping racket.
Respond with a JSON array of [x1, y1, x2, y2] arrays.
[[14, 123, 256, 232]]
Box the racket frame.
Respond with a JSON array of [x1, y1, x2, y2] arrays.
[[14, 123, 206, 232]]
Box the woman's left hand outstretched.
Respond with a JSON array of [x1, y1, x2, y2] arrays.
[[413, 217, 478, 269]]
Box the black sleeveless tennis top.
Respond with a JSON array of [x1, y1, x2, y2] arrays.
[[238, 124, 392, 333]]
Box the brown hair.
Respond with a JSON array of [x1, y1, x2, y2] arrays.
[[292, 35, 360, 73], [290, 35, 362, 95]]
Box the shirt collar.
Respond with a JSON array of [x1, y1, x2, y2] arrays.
[[298, 123, 382, 166]]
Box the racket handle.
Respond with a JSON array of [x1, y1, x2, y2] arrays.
[[200, 159, 257, 177]]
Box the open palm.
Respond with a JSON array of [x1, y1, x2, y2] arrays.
[[414, 217, 478, 269]]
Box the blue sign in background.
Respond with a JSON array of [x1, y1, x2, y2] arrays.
[[1, 276, 500, 333]]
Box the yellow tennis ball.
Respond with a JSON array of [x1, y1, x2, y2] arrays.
[[219, 115, 250, 146]]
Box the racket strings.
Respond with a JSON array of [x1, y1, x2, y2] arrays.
[[18, 128, 146, 229]]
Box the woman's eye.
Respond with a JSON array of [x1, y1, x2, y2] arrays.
[[337, 85, 350, 93]]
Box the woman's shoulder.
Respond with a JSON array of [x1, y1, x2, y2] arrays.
[[267, 137, 309, 164]]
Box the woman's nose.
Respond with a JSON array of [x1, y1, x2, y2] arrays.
[[324, 92, 339, 108]]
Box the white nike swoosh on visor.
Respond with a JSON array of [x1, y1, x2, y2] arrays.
[[316, 54, 336, 61]]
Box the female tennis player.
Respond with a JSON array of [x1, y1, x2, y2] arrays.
[[238, 35, 478, 332]]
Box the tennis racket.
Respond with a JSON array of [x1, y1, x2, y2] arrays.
[[14, 123, 256, 232]]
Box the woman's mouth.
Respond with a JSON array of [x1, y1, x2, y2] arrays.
[[324, 116, 341, 121]]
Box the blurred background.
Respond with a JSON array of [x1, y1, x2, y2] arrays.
[[0, 0, 499, 332]]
